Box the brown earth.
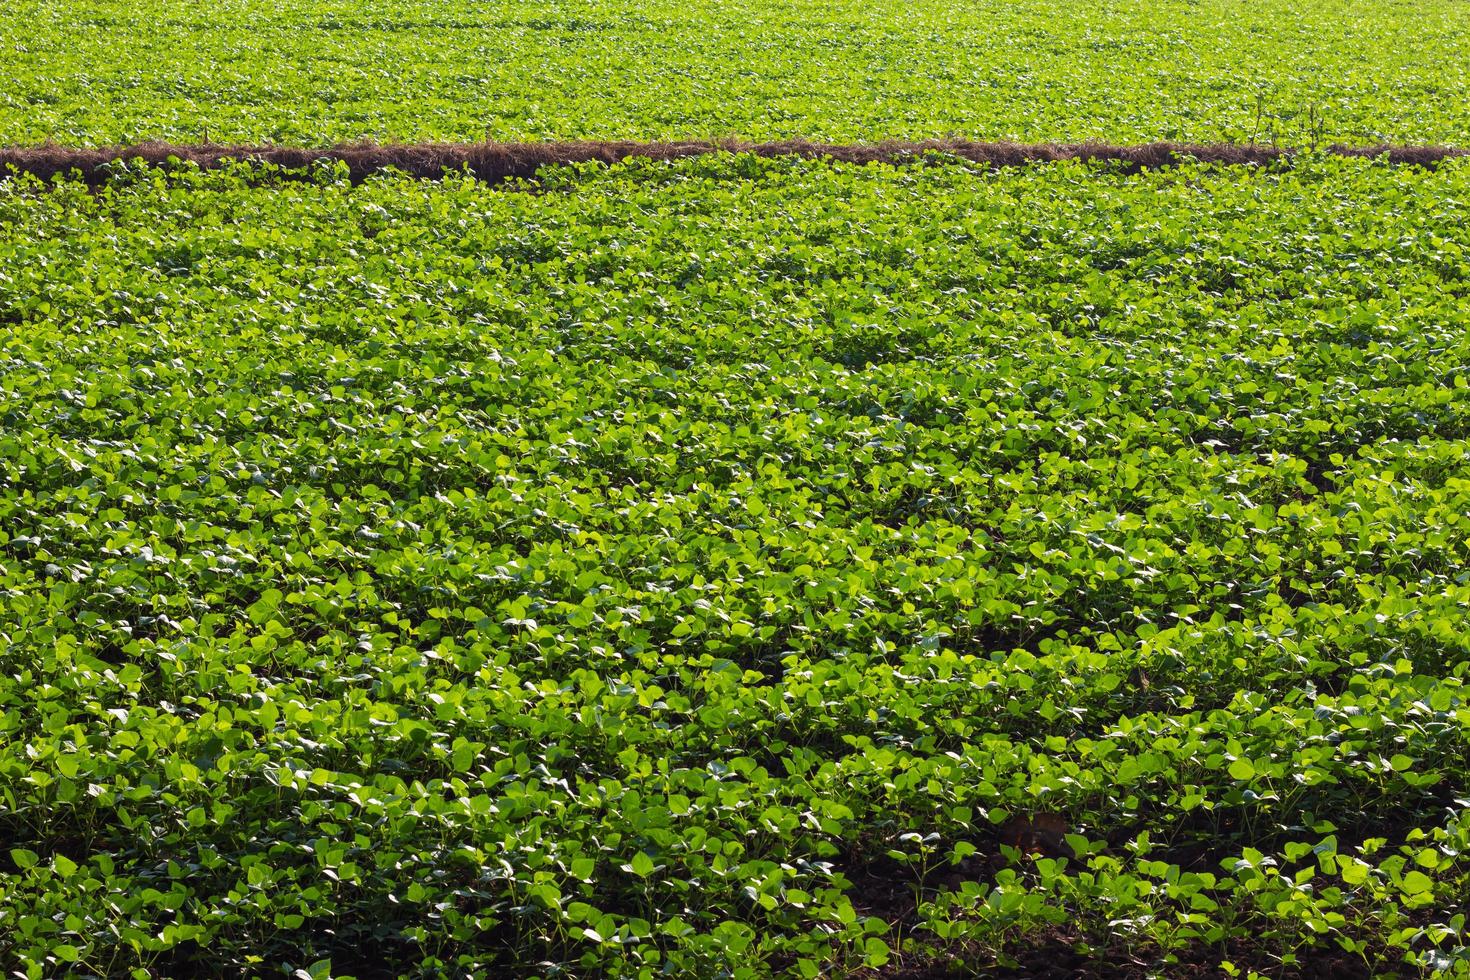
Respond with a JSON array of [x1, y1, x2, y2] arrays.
[[0, 139, 1464, 185], [851, 932, 1384, 980]]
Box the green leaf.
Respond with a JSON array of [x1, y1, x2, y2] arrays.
[[864, 936, 891, 966], [1401, 870, 1434, 895], [451, 742, 475, 772]]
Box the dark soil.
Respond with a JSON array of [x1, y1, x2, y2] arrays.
[[0, 139, 1464, 186], [830, 817, 1417, 980], [854, 931, 1386, 979]]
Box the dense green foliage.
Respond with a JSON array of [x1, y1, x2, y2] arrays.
[[2, 0, 1469, 146], [1, 155, 1468, 977]]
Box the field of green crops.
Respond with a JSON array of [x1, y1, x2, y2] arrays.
[[4, 0, 1470, 977], [2, 155, 1468, 977], [3, 0, 1470, 146]]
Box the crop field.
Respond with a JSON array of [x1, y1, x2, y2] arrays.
[[3, 0, 1470, 146], [2, 156, 1468, 977], [3, 0, 1470, 979]]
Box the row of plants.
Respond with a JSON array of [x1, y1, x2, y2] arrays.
[[1, 154, 1467, 976]]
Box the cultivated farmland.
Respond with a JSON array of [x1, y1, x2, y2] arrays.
[[2, 0, 1470, 146], [1, 2, 1468, 979]]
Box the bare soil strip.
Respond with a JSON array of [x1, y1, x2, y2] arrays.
[[1, 140, 1465, 185]]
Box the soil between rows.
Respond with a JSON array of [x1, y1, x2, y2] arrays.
[[0, 139, 1465, 185]]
